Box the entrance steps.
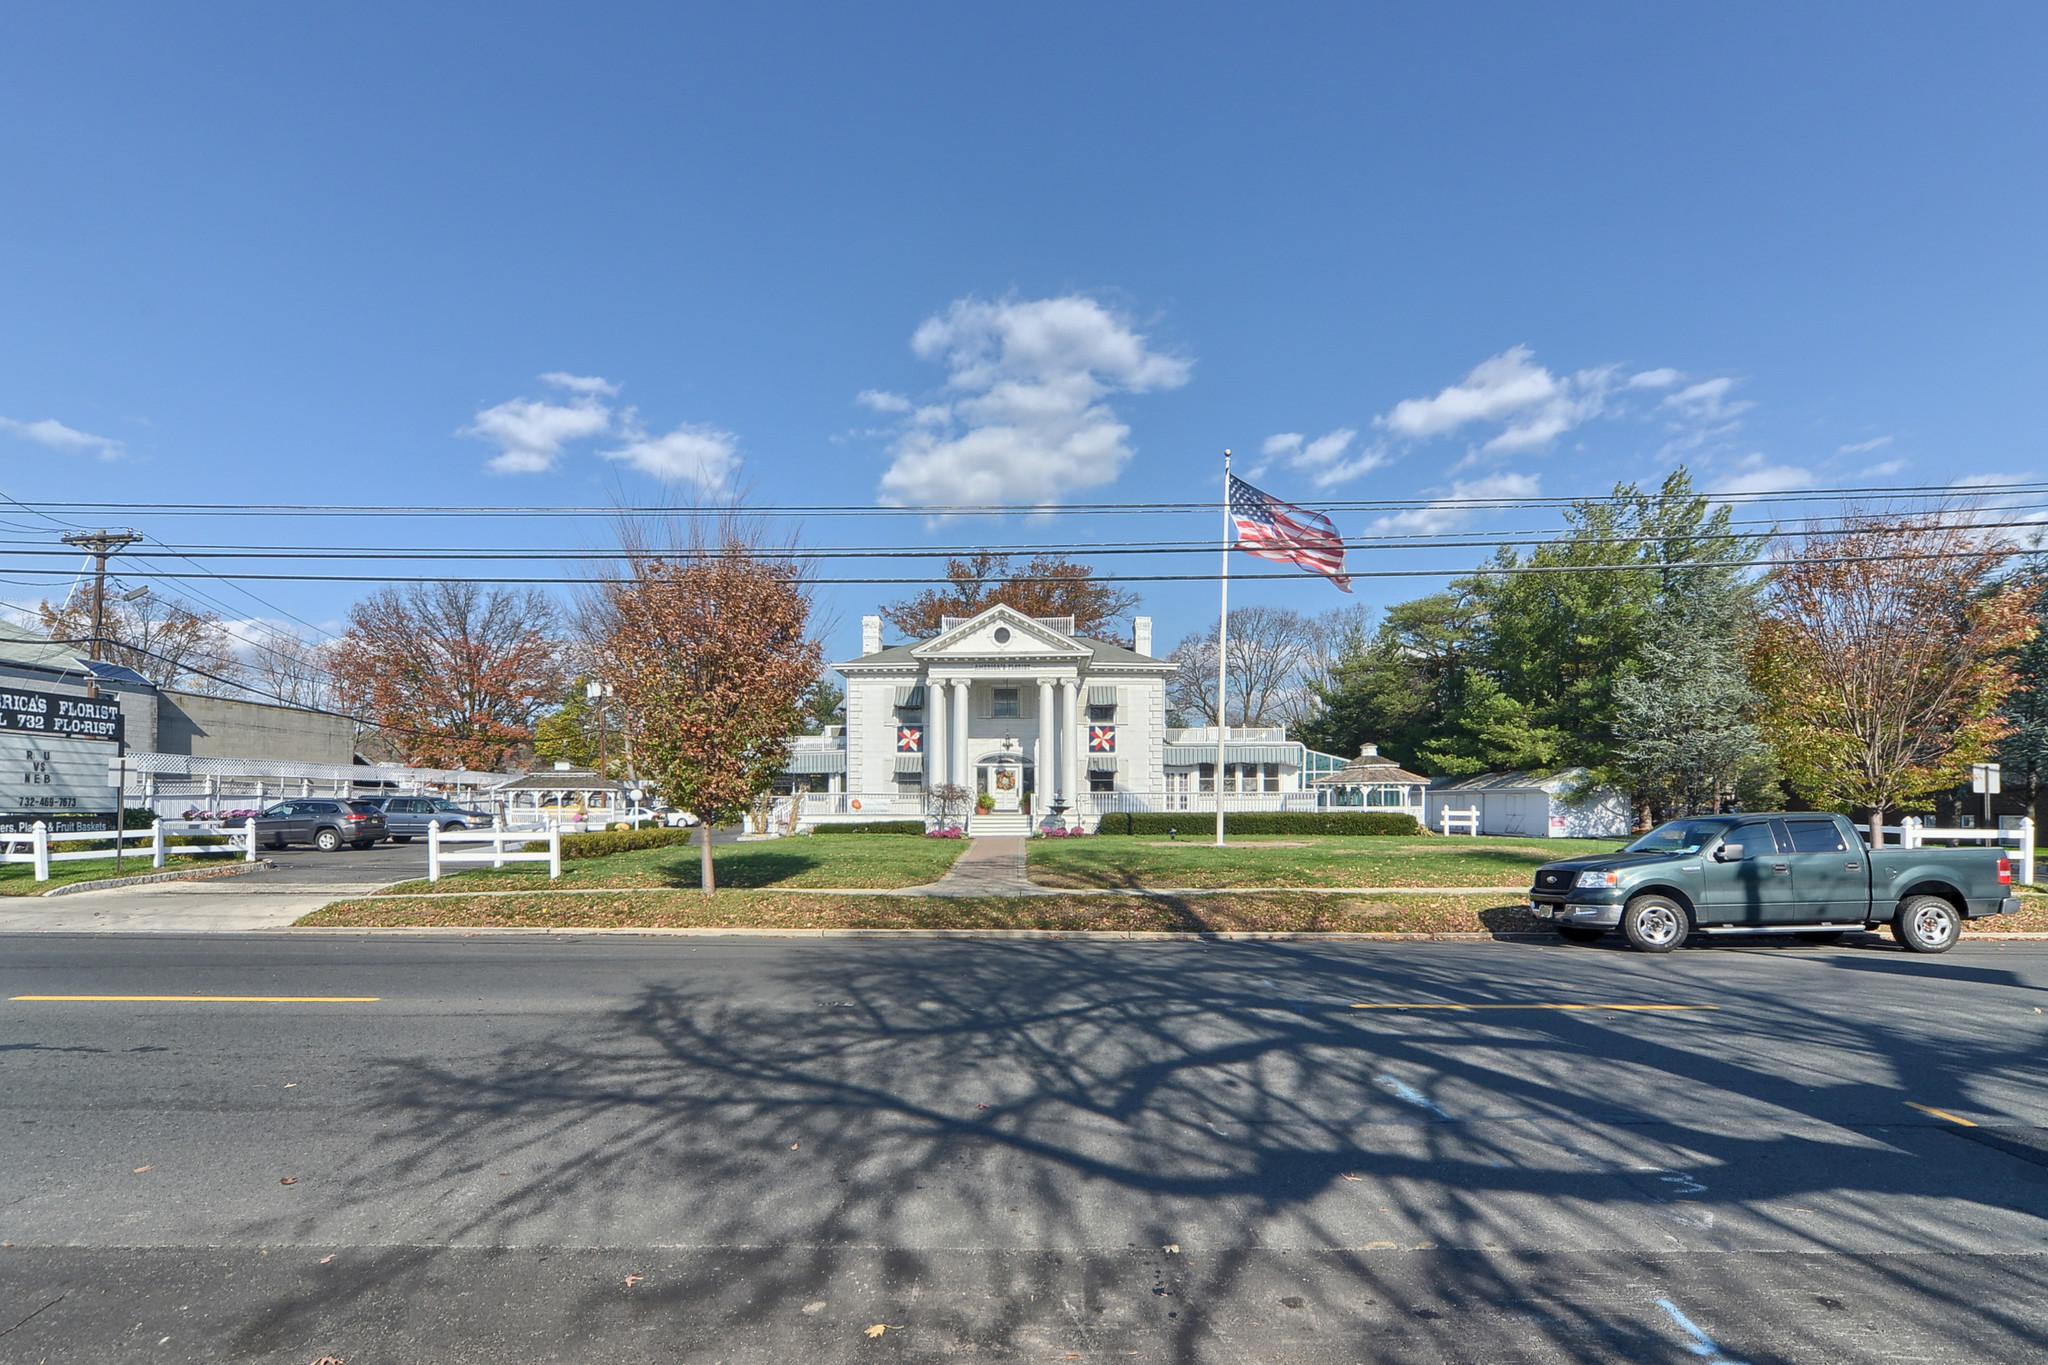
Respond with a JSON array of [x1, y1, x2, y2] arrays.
[[967, 811, 1033, 837]]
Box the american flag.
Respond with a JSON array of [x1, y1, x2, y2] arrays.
[[1228, 474, 1351, 591]]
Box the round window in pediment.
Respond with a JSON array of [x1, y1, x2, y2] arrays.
[[992, 626, 1011, 644]]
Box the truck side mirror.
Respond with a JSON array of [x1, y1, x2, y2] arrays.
[[1715, 842, 1745, 862]]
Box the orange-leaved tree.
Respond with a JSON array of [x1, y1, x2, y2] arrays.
[[328, 583, 564, 769], [881, 552, 1138, 640], [1748, 512, 2036, 842], [592, 532, 819, 894]]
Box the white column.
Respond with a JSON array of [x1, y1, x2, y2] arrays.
[[927, 677, 948, 788], [1060, 679, 1079, 811], [952, 679, 972, 798], [1037, 677, 1055, 813]]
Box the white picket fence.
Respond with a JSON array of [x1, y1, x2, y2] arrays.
[[1, 819, 257, 882], [1867, 815, 2037, 885], [1437, 807, 1480, 836], [425, 820, 562, 882]]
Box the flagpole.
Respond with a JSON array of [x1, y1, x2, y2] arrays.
[[1215, 450, 1231, 847]]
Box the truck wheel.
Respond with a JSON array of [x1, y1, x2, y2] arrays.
[[315, 828, 342, 853], [1556, 925, 1605, 943], [1892, 895, 1960, 954], [1622, 895, 1690, 954]]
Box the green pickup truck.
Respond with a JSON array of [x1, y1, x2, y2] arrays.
[[1528, 812, 2019, 954]]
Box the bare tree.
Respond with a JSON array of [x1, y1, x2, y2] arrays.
[[1167, 606, 1315, 727], [242, 623, 332, 710]]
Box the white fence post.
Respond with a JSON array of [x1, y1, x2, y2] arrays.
[[548, 826, 562, 880], [2022, 817, 2037, 887], [243, 817, 257, 862], [32, 821, 49, 882], [427, 819, 442, 882], [152, 819, 165, 869], [491, 816, 504, 870]]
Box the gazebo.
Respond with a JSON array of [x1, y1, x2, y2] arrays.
[[1311, 743, 1429, 817], [491, 764, 633, 830]]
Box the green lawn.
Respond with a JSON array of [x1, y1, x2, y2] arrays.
[[1027, 833, 1614, 889], [0, 852, 244, 896], [377, 832, 969, 894]]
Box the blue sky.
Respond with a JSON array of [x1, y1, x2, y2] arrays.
[[2, 3, 2043, 661]]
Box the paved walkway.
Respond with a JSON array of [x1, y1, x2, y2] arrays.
[[916, 836, 1036, 897]]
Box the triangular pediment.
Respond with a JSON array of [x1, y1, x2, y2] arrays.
[[909, 605, 1090, 661]]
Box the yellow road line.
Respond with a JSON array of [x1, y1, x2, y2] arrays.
[[10, 995, 381, 1003], [1349, 1003, 1716, 1012], [1904, 1100, 1979, 1127]]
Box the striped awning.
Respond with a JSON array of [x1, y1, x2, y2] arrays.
[[893, 754, 925, 775], [894, 684, 926, 708], [1163, 744, 1299, 767], [1087, 755, 1118, 773], [1087, 685, 1118, 707], [783, 749, 847, 775]]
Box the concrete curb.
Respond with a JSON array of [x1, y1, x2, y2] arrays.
[[38, 860, 273, 897], [353, 885, 1533, 900], [276, 925, 1559, 942]]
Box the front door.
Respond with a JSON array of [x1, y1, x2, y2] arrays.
[[1701, 819, 1799, 924], [989, 761, 1021, 811]]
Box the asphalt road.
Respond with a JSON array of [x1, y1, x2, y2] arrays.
[[2, 931, 2046, 1362]]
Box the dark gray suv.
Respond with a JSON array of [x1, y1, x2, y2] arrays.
[[367, 795, 496, 842], [253, 800, 388, 852]]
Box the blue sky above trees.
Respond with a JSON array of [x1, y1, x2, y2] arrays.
[[1, 3, 2042, 658]]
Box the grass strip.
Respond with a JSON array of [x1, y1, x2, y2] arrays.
[[0, 854, 243, 897]]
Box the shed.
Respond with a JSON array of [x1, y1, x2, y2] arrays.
[[1424, 769, 1629, 839], [1311, 744, 1428, 816]]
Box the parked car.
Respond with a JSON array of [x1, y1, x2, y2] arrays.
[[252, 799, 388, 852], [365, 795, 496, 842], [1528, 812, 2018, 954]]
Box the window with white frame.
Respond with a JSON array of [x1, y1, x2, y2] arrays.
[[991, 687, 1020, 718]]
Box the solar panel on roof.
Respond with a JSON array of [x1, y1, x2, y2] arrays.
[[81, 660, 152, 686]]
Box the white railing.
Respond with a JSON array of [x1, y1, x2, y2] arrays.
[[2, 818, 256, 882], [798, 793, 904, 818], [1889, 815, 2036, 885], [1164, 726, 1289, 745], [425, 820, 561, 881], [1438, 807, 1480, 836], [1084, 792, 1319, 815]]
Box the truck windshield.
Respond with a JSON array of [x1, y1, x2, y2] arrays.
[[1624, 819, 1733, 855]]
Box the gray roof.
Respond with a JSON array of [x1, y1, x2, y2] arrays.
[[835, 622, 1168, 673], [1427, 768, 1593, 794], [0, 619, 89, 672], [1313, 757, 1430, 787]]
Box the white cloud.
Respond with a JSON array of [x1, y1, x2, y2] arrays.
[[1368, 473, 1542, 535], [1837, 435, 1892, 455], [0, 415, 125, 460], [1661, 377, 1752, 424], [1373, 346, 1617, 458], [1861, 458, 1908, 477], [1256, 426, 1387, 488], [1627, 367, 1681, 389], [1708, 452, 1812, 497], [873, 294, 1190, 507], [600, 414, 740, 493], [856, 389, 912, 414], [464, 373, 615, 474], [539, 372, 620, 398]]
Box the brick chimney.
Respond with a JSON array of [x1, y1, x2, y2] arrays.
[[862, 615, 883, 656], [1133, 616, 1152, 656]]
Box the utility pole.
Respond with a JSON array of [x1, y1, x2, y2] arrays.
[[60, 529, 142, 699]]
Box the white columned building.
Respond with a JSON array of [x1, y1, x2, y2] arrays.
[[791, 603, 1337, 831]]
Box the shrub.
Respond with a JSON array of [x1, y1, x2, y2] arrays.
[[1097, 811, 1422, 837], [528, 826, 699, 860], [815, 821, 928, 836]]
